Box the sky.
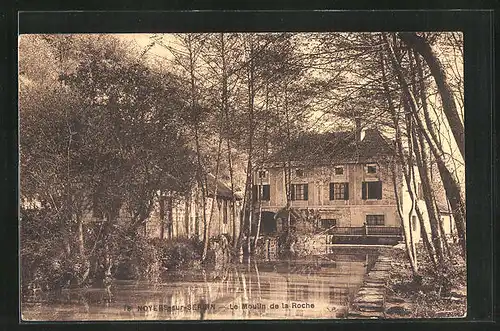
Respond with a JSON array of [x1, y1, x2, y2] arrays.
[[115, 32, 464, 163], [21, 32, 463, 182], [118, 33, 174, 59]]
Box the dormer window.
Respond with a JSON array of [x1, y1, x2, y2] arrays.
[[334, 166, 344, 175], [295, 169, 304, 177], [366, 164, 377, 174]]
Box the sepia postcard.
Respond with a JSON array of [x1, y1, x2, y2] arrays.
[[19, 30, 467, 321]]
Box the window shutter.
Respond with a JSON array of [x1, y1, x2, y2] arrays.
[[377, 181, 382, 199], [344, 183, 349, 200], [290, 184, 295, 201], [362, 182, 367, 200], [329, 183, 335, 200], [263, 185, 270, 201], [304, 184, 309, 200]]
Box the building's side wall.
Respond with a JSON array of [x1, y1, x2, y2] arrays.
[[146, 188, 241, 241], [399, 165, 455, 243], [440, 214, 455, 236]]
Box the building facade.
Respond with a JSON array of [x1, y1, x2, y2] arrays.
[[253, 160, 402, 233]]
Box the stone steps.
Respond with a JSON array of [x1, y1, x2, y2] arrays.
[[348, 254, 391, 319]]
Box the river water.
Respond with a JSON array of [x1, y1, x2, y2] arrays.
[[22, 249, 378, 321]]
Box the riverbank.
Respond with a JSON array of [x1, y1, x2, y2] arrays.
[[382, 243, 467, 319], [348, 254, 391, 319]]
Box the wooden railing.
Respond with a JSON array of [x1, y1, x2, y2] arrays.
[[327, 226, 402, 237]]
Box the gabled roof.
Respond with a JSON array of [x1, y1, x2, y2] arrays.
[[267, 129, 394, 166], [206, 173, 239, 200]]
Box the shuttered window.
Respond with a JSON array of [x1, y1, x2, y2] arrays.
[[329, 183, 349, 200], [291, 184, 308, 201], [262, 185, 270, 200], [362, 181, 382, 200], [252, 184, 270, 201]]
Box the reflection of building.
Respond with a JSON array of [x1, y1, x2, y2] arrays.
[[130, 259, 366, 320], [329, 287, 351, 305]]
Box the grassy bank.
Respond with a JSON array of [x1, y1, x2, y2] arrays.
[[381, 242, 466, 318]]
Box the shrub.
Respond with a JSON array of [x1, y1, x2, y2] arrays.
[[155, 236, 203, 271], [114, 234, 158, 280]]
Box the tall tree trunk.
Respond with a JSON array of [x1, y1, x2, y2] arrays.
[[411, 121, 445, 266], [185, 193, 191, 238], [254, 179, 263, 251], [414, 50, 466, 257], [254, 79, 270, 251], [398, 32, 465, 160], [218, 32, 238, 247], [284, 82, 292, 233], [202, 136, 224, 261], [384, 33, 465, 259], [76, 212, 85, 258], [186, 35, 209, 250], [244, 35, 256, 259], [380, 52, 418, 273], [159, 190, 165, 240], [391, 162, 419, 275], [227, 140, 238, 249]]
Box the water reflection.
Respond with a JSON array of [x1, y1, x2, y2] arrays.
[[22, 251, 377, 321]]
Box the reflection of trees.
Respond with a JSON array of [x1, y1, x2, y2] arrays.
[[141, 259, 367, 319], [254, 261, 262, 301]]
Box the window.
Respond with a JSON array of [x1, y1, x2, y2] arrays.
[[334, 166, 344, 175], [366, 164, 377, 174], [362, 181, 382, 200], [258, 170, 267, 179], [411, 215, 417, 231], [295, 169, 304, 177], [252, 184, 270, 201], [329, 182, 349, 200], [291, 183, 308, 200], [320, 219, 337, 229], [366, 215, 385, 226]]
